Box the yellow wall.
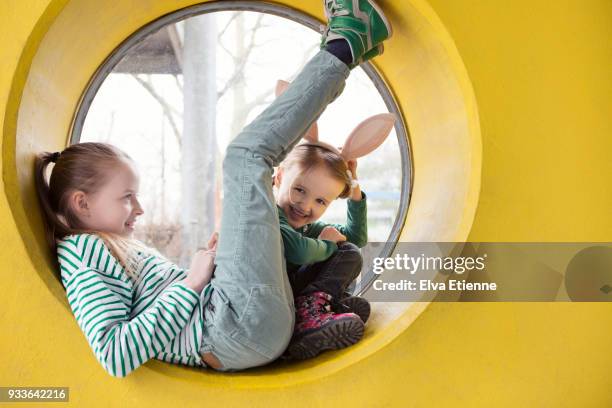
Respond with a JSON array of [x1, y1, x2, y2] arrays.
[[428, 0, 612, 241], [1, 0, 611, 407]]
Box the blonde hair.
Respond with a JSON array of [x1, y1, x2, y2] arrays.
[[34, 142, 152, 280], [280, 143, 352, 199]]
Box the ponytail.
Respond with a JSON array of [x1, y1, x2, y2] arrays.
[[34, 152, 70, 269]]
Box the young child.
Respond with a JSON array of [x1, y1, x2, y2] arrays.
[[273, 110, 395, 360], [35, 0, 392, 376]]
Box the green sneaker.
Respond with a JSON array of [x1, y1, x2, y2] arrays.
[[355, 43, 384, 66], [321, 0, 393, 66]]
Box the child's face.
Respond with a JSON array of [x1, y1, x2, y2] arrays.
[[275, 164, 345, 229], [73, 160, 144, 237]]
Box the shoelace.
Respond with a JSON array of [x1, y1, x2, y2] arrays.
[[326, 0, 350, 17], [297, 295, 332, 318]]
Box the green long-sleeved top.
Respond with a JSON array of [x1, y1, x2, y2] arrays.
[[57, 233, 212, 377], [278, 192, 368, 274]]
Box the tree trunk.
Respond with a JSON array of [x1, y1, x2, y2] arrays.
[[230, 13, 247, 141], [181, 14, 217, 266]]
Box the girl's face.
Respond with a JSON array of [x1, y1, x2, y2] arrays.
[[275, 164, 345, 229], [73, 160, 144, 237]]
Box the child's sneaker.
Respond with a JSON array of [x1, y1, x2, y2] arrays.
[[355, 43, 384, 67], [321, 0, 393, 67], [288, 291, 364, 360], [333, 294, 371, 324]]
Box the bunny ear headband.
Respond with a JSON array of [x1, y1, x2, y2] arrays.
[[275, 80, 396, 162]]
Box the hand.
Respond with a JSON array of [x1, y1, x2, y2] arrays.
[[184, 249, 216, 293], [346, 159, 358, 179], [184, 231, 218, 293], [318, 226, 347, 243], [346, 159, 362, 201], [207, 231, 219, 251]]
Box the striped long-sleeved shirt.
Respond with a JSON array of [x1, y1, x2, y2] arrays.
[[57, 233, 212, 377]]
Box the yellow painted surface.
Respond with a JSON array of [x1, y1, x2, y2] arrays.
[[1, 0, 611, 407]]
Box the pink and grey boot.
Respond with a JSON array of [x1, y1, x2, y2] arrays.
[[287, 291, 365, 360]]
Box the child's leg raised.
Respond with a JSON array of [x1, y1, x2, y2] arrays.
[[203, 52, 350, 370]]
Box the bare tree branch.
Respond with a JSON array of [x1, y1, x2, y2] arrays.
[[217, 14, 265, 100], [132, 74, 182, 148], [166, 25, 183, 71], [218, 12, 240, 39], [173, 74, 183, 91], [218, 40, 238, 62]]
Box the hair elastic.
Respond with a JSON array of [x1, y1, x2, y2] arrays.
[[50, 152, 61, 162]]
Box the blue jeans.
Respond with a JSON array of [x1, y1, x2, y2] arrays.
[[200, 50, 350, 371]]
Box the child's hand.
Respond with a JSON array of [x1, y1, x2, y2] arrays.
[[346, 159, 363, 201], [318, 226, 347, 243], [347, 159, 358, 179], [185, 249, 216, 293], [207, 231, 219, 251], [185, 231, 218, 293]]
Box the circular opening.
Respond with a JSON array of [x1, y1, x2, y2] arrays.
[[7, 0, 480, 387], [72, 2, 411, 293]]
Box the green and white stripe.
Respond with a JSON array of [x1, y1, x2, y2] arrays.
[[57, 233, 211, 377]]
